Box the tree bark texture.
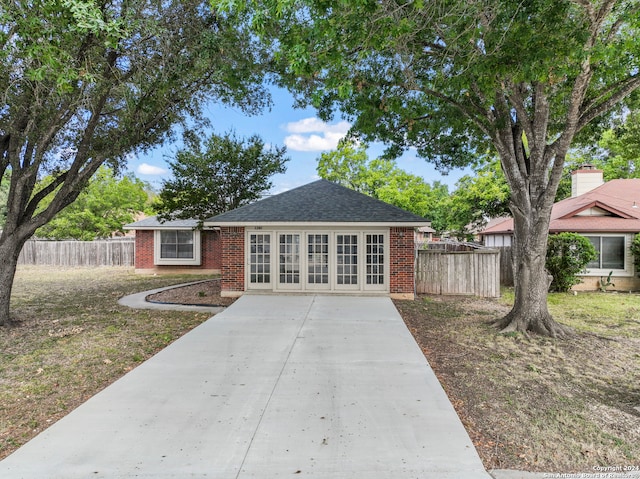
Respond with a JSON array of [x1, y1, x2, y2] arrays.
[[493, 211, 572, 337], [0, 233, 27, 326]]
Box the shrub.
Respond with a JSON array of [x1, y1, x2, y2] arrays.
[[546, 233, 598, 292], [631, 233, 640, 277]]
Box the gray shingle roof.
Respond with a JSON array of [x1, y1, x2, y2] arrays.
[[205, 179, 429, 225]]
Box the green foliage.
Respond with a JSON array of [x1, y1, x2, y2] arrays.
[[546, 233, 598, 293], [316, 141, 449, 228], [597, 110, 640, 180], [36, 167, 150, 240], [216, 0, 640, 332], [0, 0, 269, 238], [631, 233, 640, 277], [557, 110, 640, 202], [0, 0, 272, 323], [599, 271, 615, 292], [154, 131, 288, 222], [0, 170, 8, 228], [444, 158, 510, 239]]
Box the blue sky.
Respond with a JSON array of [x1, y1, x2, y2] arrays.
[[127, 87, 471, 194]]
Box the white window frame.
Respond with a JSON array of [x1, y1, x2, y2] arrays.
[[154, 229, 201, 266], [582, 233, 632, 277]]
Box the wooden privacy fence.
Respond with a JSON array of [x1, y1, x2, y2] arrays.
[[18, 239, 135, 267], [415, 249, 501, 298], [497, 246, 514, 287]]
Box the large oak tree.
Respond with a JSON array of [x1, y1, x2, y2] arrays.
[[0, 0, 269, 325], [218, 0, 640, 336]]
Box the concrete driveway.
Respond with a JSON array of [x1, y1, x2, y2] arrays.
[[0, 294, 491, 479]]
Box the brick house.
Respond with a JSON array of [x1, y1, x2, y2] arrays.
[[124, 217, 222, 275], [480, 167, 640, 291], [126, 180, 428, 298], [205, 179, 429, 299]]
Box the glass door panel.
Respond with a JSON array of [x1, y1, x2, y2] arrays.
[[307, 233, 330, 289], [365, 233, 386, 291], [336, 234, 359, 289], [248, 233, 271, 288], [278, 233, 301, 289]]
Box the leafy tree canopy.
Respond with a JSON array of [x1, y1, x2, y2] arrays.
[[216, 0, 640, 336], [317, 141, 449, 229], [36, 166, 150, 240], [556, 109, 640, 201], [154, 131, 288, 222], [445, 158, 510, 240], [0, 0, 271, 325], [597, 110, 640, 180]]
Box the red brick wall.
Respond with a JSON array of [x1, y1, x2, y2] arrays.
[[390, 227, 415, 294], [135, 230, 155, 269], [201, 230, 222, 269], [221, 226, 245, 294], [134, 229, 221, 272]]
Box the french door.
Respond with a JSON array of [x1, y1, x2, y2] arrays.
[[278, 233, 301, 290], [246, 230, 388, 293], [307, 233, 330, 290], [335, 233, 359, 290], [248, 233, 272, 289], [365, 233, 386, 291]]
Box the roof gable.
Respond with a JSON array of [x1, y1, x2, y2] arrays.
[[481, 178, 640, 235], [559, 200, 633, 220], [205, 179, 428, 225]]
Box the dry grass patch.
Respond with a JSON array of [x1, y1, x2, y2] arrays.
[[394, 291, 640, 473], [0, 266, 213, 459]]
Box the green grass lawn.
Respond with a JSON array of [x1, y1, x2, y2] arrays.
[[500, 288, 640, 338]]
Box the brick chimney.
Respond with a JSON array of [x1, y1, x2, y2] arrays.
[[571, 164, 604, 197]]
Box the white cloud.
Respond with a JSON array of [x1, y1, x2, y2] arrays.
[[137, 163, 168, 175], [283, 117, 351, 152]]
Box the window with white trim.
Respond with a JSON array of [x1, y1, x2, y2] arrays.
[[154, 230, 201, 265], [585, 235, 625, 270]]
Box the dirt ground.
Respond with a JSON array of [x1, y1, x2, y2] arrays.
[[146, 279, 236, 307], [394, 294, 640, 473]]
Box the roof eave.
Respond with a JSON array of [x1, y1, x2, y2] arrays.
[[205, 221, 428, 228], [123, 225, 218, 231]]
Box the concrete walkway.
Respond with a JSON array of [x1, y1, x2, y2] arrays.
[[0, 294, 492, 479]]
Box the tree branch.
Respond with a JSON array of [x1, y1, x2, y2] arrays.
[[578, 76, 640, 130]]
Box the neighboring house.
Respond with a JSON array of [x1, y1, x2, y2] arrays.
[[480, 166, 640, 291], [124, 216, 221, 274], [415, 224, 436, 243], [204, 179, 429, 299], [480, 217, 513, 247]]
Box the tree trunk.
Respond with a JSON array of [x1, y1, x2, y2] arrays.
[[493, 208, 573, 338], [0, 232, 27, 327]]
